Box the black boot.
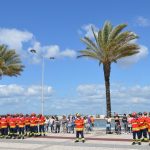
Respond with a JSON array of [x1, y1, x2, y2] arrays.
[[132, 142, 136, 145]]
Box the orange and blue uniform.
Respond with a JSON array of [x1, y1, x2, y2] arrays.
[[131, 114, 141, 145], [0, 116, 8, 137], [18, 116, 25, 138], [74, 115, 85, 142], [38, 115, 46, 136], [138, 116, 148, 141]]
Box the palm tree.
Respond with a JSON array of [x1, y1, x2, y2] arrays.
[[0, 44, 24, 79], [78, 21, 140, 117]]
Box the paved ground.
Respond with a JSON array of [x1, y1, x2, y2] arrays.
[[0, 132, 149, 150]]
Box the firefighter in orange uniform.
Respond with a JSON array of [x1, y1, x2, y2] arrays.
[[25, 114, 30, 136], [9, 114, 17, 139], [0, 115, 8, 138], [38, 114, 46, 136], [74, 113, 85, 143], [18, 114, 25, 139], [138, 112, 148, 142], [30, 113, 38, 136], [131, 112, 141, 145]]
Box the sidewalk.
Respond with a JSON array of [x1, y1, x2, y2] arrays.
[[0, 132, 149, 150]]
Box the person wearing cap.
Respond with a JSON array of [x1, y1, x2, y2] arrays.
[[74, 113, 85, 143], [138, 112, 148, 142], [131, 112, 141, 145]]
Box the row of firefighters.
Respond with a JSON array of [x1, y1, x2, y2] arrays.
[[130, 112, 150, 145], [0, 113, 86, 142], [0, 113, 46, 139]]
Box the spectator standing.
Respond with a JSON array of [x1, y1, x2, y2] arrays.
[[122, 114, 128, 133], [105, 116, 111, 134], [127, 114, 132, 133], [55, 117, 60, 133], [49, 116, 55, 133], [114, 114, 121, 134], [61, 115, 67, 133]]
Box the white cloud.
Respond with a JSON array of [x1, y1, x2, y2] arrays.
[[26, 85, 53, 96], [0, 84, 24, 97], [0, 27, 77, 64], [76, 83, 150, 113], [0, 84, 53, 97], [29, 42, 77, 64], [77, 84, 104, 97], [0, 28, 33, 51], [118, 45, 149, 66], [1, 83, 150, 114], [60, 49, 77, 58], [136, 16, 150, 27]]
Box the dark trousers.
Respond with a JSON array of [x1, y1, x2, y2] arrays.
[[140, 128, 147, 139], [39, 125, 45, 134], [1, 128, 8, 136], [19, 127, 24, 136], [76, 131, 84, 139], [106, 123, 111, 134], [55, 125, 60, 133], [123, 122, 128, 132], [133, 131, 141, 141], [25, 125, 30, 133], [51, 124, 54, 132], [9, 127, 17, 137], [30, 126, 35, 135]]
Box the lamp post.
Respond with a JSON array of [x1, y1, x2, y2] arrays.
[[41, 55, 44, 115], [30, 49, 54, 115]]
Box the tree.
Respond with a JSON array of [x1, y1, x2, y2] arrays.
[[78, 21, 140, 117], [0, 45, 24, 79]]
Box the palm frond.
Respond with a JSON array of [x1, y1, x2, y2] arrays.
[[108, 24, 127, 42], [0, 44, 24, 77], [81, 37, 98, 52], [102, 21, 113, 46]]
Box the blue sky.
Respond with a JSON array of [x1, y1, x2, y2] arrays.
[[0, 0, 150, 115]]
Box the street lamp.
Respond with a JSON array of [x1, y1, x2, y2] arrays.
[[30, 49, 54, 115]]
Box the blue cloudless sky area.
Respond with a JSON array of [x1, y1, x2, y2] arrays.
[[0, 0, 150, 114]]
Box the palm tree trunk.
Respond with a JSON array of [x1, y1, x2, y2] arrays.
[[103, 63, 111, 117]]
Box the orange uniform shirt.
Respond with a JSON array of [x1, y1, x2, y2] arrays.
[[131, 118, 140, 131], [9, 118, 16, 128], [30, 116, 38, 126], [25, 117, 30, 125], [138, 116, 147, 130], [18, 117, 25, 128], [75, 118, 84, 131], [0, 117, 8, 128], [38, 116, 46, 125]]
